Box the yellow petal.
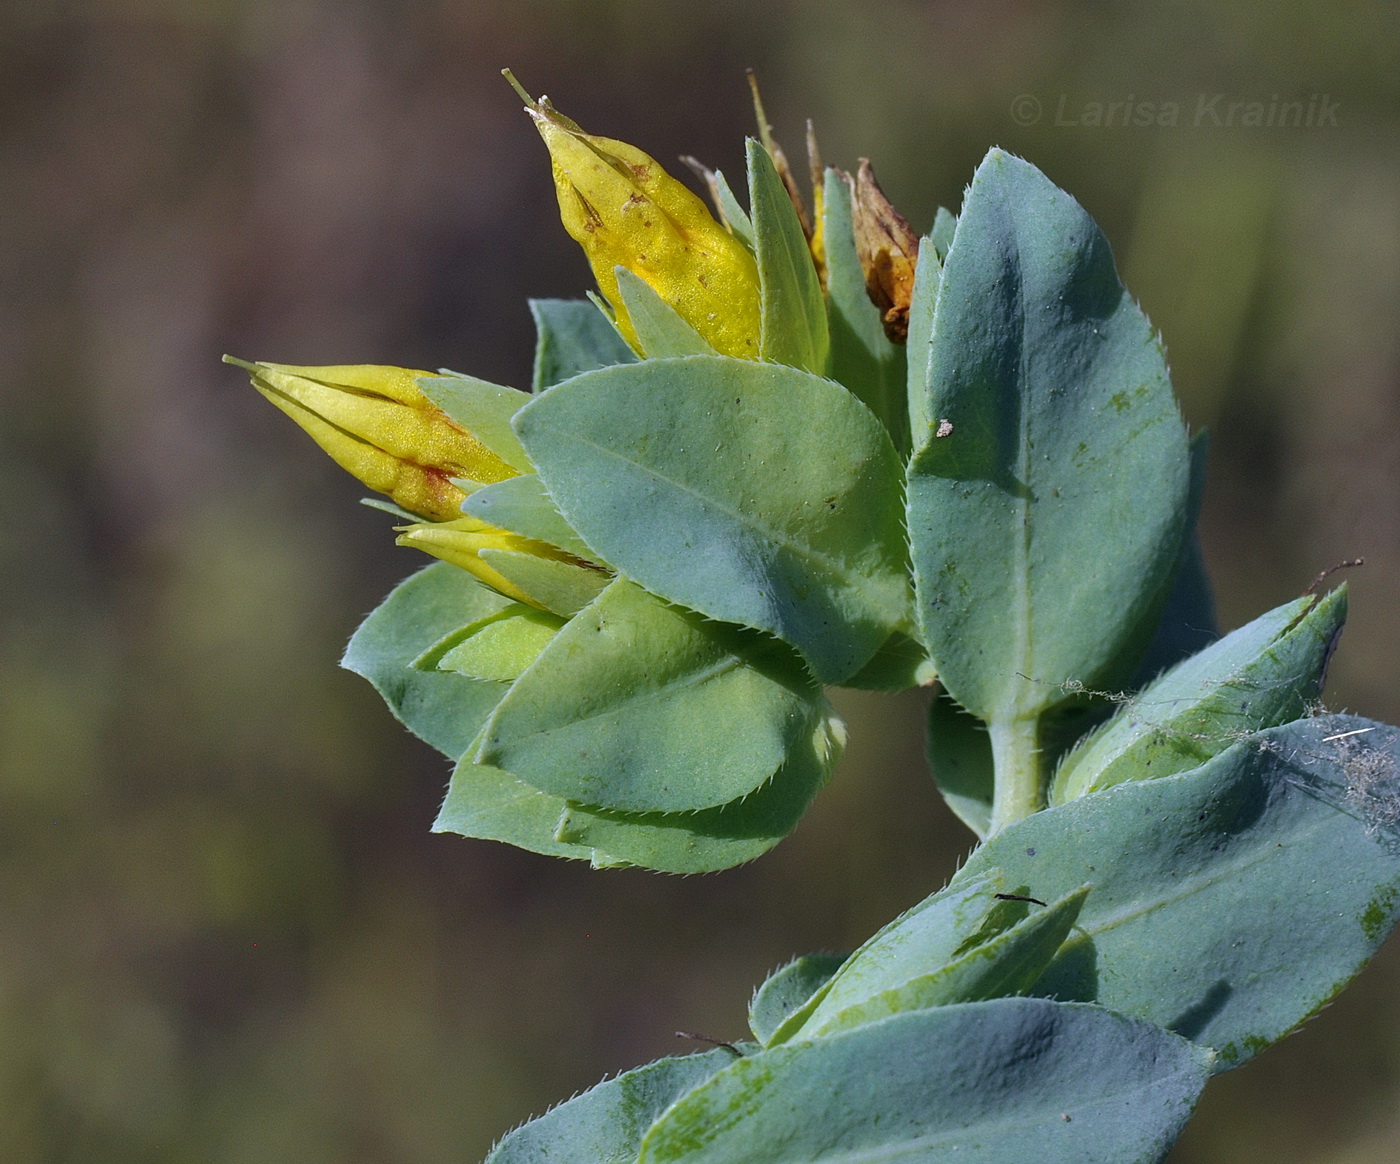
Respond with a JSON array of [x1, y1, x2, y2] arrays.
[[229, 359, 518, 521], [395, 516, 581, 609], [525, 100, 761, 359]]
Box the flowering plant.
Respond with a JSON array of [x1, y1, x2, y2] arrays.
[[229, 76, 1400, 1162]]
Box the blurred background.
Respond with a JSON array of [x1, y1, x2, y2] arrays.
[[1, 0, 1398, 1160]]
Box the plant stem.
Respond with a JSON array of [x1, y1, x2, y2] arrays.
[[988, 715, 1044, 835]]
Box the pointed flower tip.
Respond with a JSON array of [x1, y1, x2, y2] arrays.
[[234, 360, 518, 522], [501, 68, 537, 108], [527, 92, 761, 359]]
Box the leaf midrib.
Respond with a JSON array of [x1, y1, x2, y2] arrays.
[[559, 432, 887, 601]]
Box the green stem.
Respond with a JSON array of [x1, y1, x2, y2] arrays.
[[988, 715, 1044, 835]]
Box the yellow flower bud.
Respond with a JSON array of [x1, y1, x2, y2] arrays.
[[509, 75, 761, 360], [394, 516, 582, 609], [227, 359, 518, 521]]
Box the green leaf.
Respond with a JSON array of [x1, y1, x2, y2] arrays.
[[748, 954, 848, 1044], [767, 870, 1006, 1045], [711, 169, 754, 251], [821, 168, 908, 453], [474, 549, 610, 618], [439, 710, 843, 874], [478, 578, 826, 814], [640, 998, 1210, 1164], [485, 1048, 738, 1164], [798, 886, 1089, 1039], [462, 474, 599, 562], [435, 752, 595, 863], [515, 356, 909, 683], [529, 298, 637, 392], [929, 206, 956, 259], [614, 267, 719, 357], [957, 713, 1400, 1070], [749, 139, 828, 374], [418, 374, 534, 473], [907, 148, 1190, 729], [435, 605, 564, 684], [341, 564, 515, 758], [926, 689, 995, 838], [1052, 587, 1346, 803], [550, 711, 845, 873], [903, 238, 942, 449]]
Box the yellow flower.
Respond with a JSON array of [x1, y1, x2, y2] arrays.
[[227, 359, 517, 521], [394, 516, 586, 609], [508, 72, 762, 360]]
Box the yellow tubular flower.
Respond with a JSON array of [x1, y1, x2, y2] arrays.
[[509, 74, 762, 359], [394, 516, 582, 609], [227, 359, 518, 521]]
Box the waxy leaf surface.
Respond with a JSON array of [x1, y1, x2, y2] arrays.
[[821, 169, 907, 452], [485, 1048, 736, 1164], [748, 954, 848, 1045], [641, 999, 1210, 1164], [1053, 588, 1345, 802], [957, 714, 1400, 1070], [438, 709, 844, 873], [515, 355, 908, 683], [529, 297, 637, 392], [478, 578, 823, 814], [749, 140, 828, 374], [342, 564, 513, 758], [907, 149, 1190, 725]]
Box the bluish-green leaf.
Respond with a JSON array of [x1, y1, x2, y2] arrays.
[[515, 356, 909, 683], [926, 689, 995, 838], [529, 298, 637, 392], [478, 578, 825, 814], [821, 168, 908, 452], [749, 139, 828, 374], [551, 711, 845, 873], [614, 267, 718, 358], [485, 1048, 737, 1164], [929, 206, 956, 259], [903, 237, 942, 450], [341, 564, 514, 758], [438, 711, 844, 874], [419, 373, 534, 474], [957, 713, 1400, 1070], [767, 869, 1006, 1045], [749, 954, 848, 1045], [462, 474, 599, 562], [640, 998, 1210, 1164], [712, 169, 754, 251], [1052, 587, 1346, 803], [907, 149, 1190, 727], [798, 886, 1089, 1039]]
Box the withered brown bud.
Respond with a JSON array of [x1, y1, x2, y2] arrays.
[[848, 159, 920, 344]]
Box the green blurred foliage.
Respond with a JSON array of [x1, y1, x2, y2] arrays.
[[0, 1, 1396, 1160]]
